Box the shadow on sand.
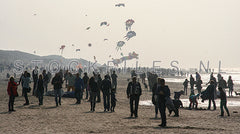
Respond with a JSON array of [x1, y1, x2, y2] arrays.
[[153, 126, 225, 131]]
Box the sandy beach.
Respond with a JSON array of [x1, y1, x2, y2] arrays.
[[0, 75, 240, 134]]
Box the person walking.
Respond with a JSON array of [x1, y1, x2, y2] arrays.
[[89, 77, 98, 112], [37, 74, 44, 105], [7, 77, 19, 112], [51, 72, 63, 107], [218, 87, 230, 116], [83, 72, 89, 99], [111, 71, 118, 91], [126, 76, 142, 118], [101, 75, 112, 112], [74, 73, 84, 104], [156, 78, 170, 127]]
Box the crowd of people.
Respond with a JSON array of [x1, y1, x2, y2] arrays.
[[6, 67, 234, 128]]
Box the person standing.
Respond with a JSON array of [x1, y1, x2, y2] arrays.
[[89, 77, 98, 112], [42, 70, 49, 93], [183, 79, 189, 95], [111, 71, 118, 91], [218, 87, 230, 116], [32, 66, 38, 96], [196, 77, 203, 94], [227, 76, 234, 97], [37, 74, 44, 105], [22, 71, 31, 105], [207, 80, 216, 110], [7, 77, 19, 112], [218, 77, 227, 91], [83, 72, 89, 99], [66, 73, 75, 92], [74, 73, 84, 104], [126, 76, 142, 118], [51, 72, 63, 107], [190, 75, 195, 91], [156, 78, 170, 127], [101, 75, 112, 112], [152, 78, 161, 118]]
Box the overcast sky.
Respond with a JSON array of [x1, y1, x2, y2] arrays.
[[0, 0, 240, 69]]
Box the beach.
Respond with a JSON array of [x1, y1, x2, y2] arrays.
[[0, 74, 240, 134]]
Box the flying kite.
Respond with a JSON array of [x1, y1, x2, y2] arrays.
[[116, 41, 125, 51], [60, 45, 66, 54], [76, 49, 80, 52], [115, 3, 125, 7], [88, 43, 92, 47], [125, 19, 135, 31], [120, 53, 124, 56], [100, 21, 109, 26], [112, 51, 139, 66], [72, 44, 75, 46], [86, 27, 91, 30], [124, 31, 136, 41], [104, 39, 108, 41]]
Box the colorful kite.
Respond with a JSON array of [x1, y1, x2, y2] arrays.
[[112, 51, 139, 66], [116, 41, 125, 51], [124, 31, 136, 41], [125, 19, 135, 31], [60, 45, 66, 54]]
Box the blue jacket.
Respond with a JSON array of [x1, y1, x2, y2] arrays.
[[74, 77, 84, 91]]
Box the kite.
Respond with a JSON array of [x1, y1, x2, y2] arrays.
[[125, 19, 135, 31], [104, 39, 108, 41], [60, 45, 66, 54], [33, 51, 36, 54], [115, 3, 125, 7], [112, 51, 139, 66], [76, 49, 80, 52], [100, 21, 109, 26], [124, 31, 136, 41], [88, 43, 92, 47], [116, 41, 125, 51], [120, 53, 124, 56], [86, 27, 91, 30], [109, 55, 111, 58], [72, 44, 75, 46]]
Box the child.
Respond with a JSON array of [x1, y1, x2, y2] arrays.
[[218, 87, 230, 116], [111, 88, 117, 112], [7, 77, 19, 112], [189, 91, 199, 109]]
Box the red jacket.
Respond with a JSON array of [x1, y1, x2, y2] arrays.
[[7, 81, 18, 96]]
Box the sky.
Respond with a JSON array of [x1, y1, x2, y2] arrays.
[[0, 0, 240, 69]]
